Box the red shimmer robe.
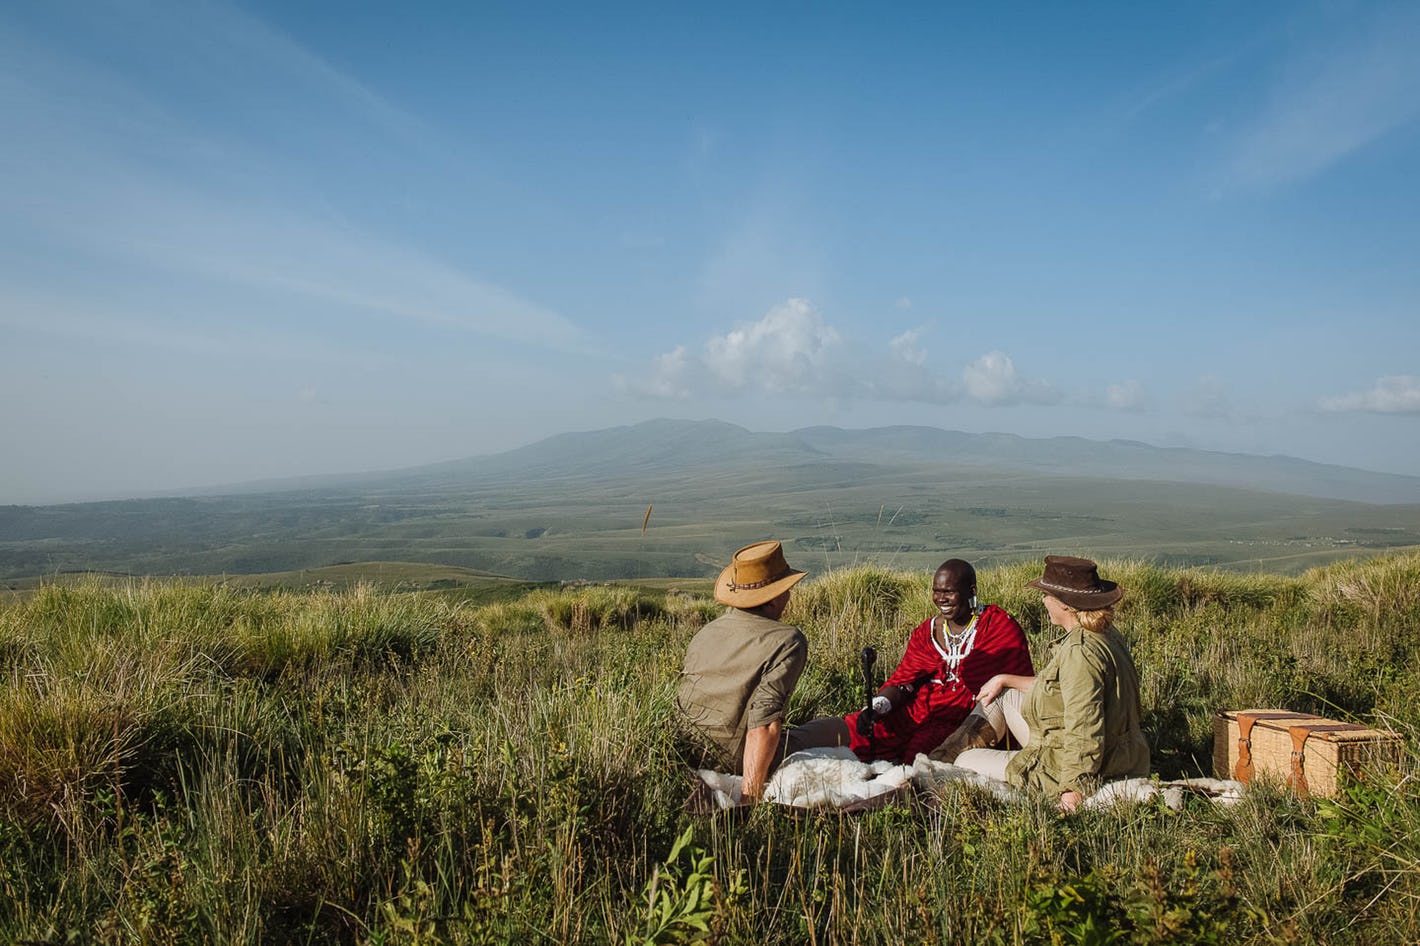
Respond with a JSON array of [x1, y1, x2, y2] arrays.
[[846, 605, 1033, 763]]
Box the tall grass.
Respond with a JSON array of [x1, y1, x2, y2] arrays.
[[2, 555, 1419, 943]]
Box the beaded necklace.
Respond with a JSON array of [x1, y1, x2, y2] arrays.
[[932, 607, 980, 689]]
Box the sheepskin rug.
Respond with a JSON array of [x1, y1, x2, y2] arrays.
[[693, 747, 1245, 811]]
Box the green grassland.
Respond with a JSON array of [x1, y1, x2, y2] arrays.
[[5, 460, 1420, 584], [3, 553, 1419, 943], [0, 563, 544, 608]]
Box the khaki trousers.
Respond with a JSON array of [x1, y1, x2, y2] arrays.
[[955, 687, 1029, 780]]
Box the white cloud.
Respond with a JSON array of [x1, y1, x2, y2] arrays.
[[962, 351, 1060, 406], [889, 329, 927, 367], [1105, 380, 1149, 412], [702, 298, 841, 392], [632, 346, 694, 399], [963, 352, 1017, 403], [623, 300, 1061, 408], [1320, 375, 1420, 414], [1228, 5, 1420, 188]]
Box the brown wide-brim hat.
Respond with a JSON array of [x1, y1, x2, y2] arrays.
[[1026, 555, 1123, 610], [715, 540, 807, 608]]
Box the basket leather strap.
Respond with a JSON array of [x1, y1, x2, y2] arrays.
[[1288, 722, 1372, 793], [1235, 712, 1314, 783]]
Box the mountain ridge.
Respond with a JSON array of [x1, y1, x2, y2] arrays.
[[110, 418, 1419, 505], [395, 419, 1418, 505], [5, 417, 1420, 581]]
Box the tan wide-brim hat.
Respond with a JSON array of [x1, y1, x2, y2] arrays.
[[1026, 555, 1123, 610], [715, 540, 807, 608]]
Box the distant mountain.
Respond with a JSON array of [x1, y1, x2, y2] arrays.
[[6, 418, 1419, 582], [373, 419, 1413, 505], [192, 418, 1419, 504], [411, 418, 826, 482], [787, 425, 1420, 504]]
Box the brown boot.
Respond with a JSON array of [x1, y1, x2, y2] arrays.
[[929, 714, 998, 764]]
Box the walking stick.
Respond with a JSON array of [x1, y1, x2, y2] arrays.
[[860, 646, 877, 702], [858, 646, 878, 745]]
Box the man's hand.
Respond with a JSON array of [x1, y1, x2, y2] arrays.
[[1058, 790, 1083, 813], [854, 706, 877, 737]]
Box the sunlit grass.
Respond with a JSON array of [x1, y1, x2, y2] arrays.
[[1, 556, 1418, 942]]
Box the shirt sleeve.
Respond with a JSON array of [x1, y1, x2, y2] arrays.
[[744, 631, 808, 731], [1054, 638, 1108, 795]]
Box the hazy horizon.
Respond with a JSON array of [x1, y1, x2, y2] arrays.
[[4, 1, 1418, 505], [7, 416, 1419, 508]]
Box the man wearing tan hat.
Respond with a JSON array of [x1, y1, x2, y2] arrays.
[[676, 540, 808, 800]]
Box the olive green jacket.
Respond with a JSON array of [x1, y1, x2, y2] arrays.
[[1006, 625, 1150, 797]]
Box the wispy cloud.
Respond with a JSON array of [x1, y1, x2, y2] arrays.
[[1320, 375, 1420, 414], [1228, 4, 1420, 188], [0, 288, 394, 368], [0, 1, 580, 352], [1120, 53, 1239, 125], [616, 299, 1134, 411], [200, 0, 437, 149]]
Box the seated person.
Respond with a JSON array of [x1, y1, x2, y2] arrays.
[[788, 559, 1033, 764], [676, 540, 809, 800], [953, 556, 1150, 812]]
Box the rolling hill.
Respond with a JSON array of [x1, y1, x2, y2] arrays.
[[3, 419, 1418, 583]]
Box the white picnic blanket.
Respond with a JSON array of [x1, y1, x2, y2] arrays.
[[694, 747, 1246, 811], [1081, 775, 1246, 810]]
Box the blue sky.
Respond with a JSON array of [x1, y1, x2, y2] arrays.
[[2, 0, 1418, 504]]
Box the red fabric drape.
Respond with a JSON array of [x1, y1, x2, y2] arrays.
[[846, 605, 1033, 762]]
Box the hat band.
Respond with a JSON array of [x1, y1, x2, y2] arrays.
[[1037, 578, 1111, 598], [727, 566, 791, 591]]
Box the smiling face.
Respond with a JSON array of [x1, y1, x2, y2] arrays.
[[931, 563, 976, 624]]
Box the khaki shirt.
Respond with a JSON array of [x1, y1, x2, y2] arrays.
[[1006, 625, 1150, 797], [676, 608, 808, 774]]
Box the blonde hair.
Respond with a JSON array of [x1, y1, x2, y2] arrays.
[[1074, 606, 1115, 633]]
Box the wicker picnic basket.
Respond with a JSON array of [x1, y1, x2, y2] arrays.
[[1213, 708, 1403, 797]]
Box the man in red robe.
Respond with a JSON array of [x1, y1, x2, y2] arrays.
[[785, 559, 1033, 764]]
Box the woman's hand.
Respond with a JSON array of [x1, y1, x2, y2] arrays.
[[1058, 791, 1083, 813], [976, 673, 1034, 706], [976, 674, 1008, 706]]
